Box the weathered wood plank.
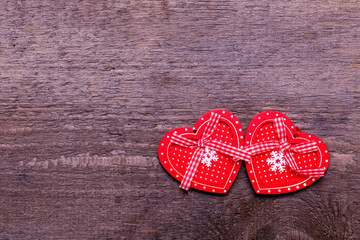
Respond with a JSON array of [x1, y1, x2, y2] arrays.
[[0, 0, 359, 239]]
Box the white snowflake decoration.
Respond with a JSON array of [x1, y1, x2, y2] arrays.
[[201, 147, 219, 167], [266, 151, 287, 173]]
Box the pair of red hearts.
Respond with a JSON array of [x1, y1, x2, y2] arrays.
[[158, 110, 330, 194]]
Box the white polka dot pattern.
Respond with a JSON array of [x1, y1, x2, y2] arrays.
[[158, 110, 245, 194], [245, 111, 330, 195]]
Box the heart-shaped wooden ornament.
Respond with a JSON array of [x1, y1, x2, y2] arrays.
[[158, 110, 245, 194], [245, 111, 330, 194]]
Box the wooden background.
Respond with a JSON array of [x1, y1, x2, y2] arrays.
[[0, 0, 359, 239]]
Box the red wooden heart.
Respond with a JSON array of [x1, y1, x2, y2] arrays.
[[245, 111, 330, 194], [158, 110, 245, 194]]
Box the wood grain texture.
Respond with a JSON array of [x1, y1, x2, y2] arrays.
[[0, 0, 359, 239]]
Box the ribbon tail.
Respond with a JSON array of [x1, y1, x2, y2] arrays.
[[179, 148, 204, 191], [274, 117, 287, 142], [293, 168, 326, 177], [243, 141, 279, 156], [284, 152, 299, 170], [202, 112, 221, 139], [206, 141, 252, 163], [170, 135, 197, 148]]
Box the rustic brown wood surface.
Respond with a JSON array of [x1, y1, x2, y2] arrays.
[[0, 0, 359, 239]]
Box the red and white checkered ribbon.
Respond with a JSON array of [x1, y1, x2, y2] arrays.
[[170, 112, 250, 191], [243, 117, 325, 177]]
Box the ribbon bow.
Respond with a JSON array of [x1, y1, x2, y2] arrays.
[[170, 112, 250, 191], [244, 117, 325, 177]]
